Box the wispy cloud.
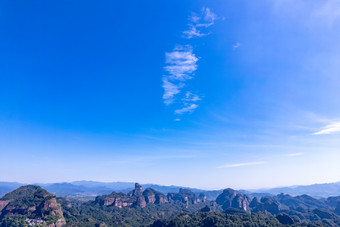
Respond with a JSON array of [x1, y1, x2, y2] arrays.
[[183, 7, 218, 39], [283, 153, 304, 157], [162, 45, 197, 105], [162, 77, 184, 105], [313, 122, 340, 135], [217, 161, 266, 168], [162, 7, 218, 116], [233, 42, 241, 50], [164, 46, 198, 81], [175, 104, 199, 115], [183, 91, 201, 102]]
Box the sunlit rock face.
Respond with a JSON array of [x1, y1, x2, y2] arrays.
[[94, 183, 169, 209], [216, 188, 250, 212], [0, 185, 66, 227]]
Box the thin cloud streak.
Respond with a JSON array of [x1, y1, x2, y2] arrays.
[[217, 161, 266, 169], [183, 7, 217, 39], [175, 104, 199, 115], [183, 91, 201, 102], [313, 122, 340, 135], [283, 153, 304, 157]]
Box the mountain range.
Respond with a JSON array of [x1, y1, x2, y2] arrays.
[[2, 181, 340, 199], [2, 183, 340, 226]]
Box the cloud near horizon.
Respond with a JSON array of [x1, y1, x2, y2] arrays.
[[283, 153, 304, 157], [313, 122, 340, 135], [217, 161, 266, 168]]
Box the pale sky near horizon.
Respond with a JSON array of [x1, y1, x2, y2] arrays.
[[1, 0, 340, 190]]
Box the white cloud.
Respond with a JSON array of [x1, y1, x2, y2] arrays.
[[162, 77, 184, 105], [233, 42, 241, 50], [203, 7, 217, 22], [217, 161, 266, 168], [313, 122, 340, 135], [164, 46, 198, 81], [183, 25, 207, 39], [183, 91, 201, 102], [283, 153, 304, 157], [162, 8, 217, 115], [162, 45, 201, 110], [183, 7, 218, 39], [175, 104, 199, 114]]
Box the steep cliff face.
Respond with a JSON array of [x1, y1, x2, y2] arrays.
[[250, 197, 281, 214], [94, 183, 207, 209], [198, 193, 207, 203], [143, 188, 168, 204], [94, 183, 169, 209], [95, 192, 136, 208], [128, 183, 146, 208], [0, 185, 66, 227], [216, 188, 250, 212], [128, 183, 143, 197], [167, 188, 203, 208]]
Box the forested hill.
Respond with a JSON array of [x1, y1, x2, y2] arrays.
[[2, 183, 340, 226]]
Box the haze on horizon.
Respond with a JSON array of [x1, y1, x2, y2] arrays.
[[1, 0, 340, 190]]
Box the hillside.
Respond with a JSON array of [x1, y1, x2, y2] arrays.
[[0, 185, 66, 226], [2, 183, 340, 226]]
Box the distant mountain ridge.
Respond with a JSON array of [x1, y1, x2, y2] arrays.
[[254, 182, 340, 197], [1, 180, 340, 199]]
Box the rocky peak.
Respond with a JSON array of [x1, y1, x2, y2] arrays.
[[167, 188, 201, 208], [128, 183, 143, 197], [249, 197, 261, 208], [0, 185, 66, 226], [95, 183, 170, 209], [142, 188, 168, 204], [198, 193, 207, 203], [250, 197, 281, 215], [216, 189, 250, 212]]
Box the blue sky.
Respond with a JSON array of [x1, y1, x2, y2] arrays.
[[1, 0, 340, 189]]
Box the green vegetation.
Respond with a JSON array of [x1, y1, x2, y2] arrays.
[[0, 185, 65, 227], [2, 184, 340, 226]]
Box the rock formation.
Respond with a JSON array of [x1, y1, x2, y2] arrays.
[[167, 188, 201, 208], [94, 183, 169, 209], [250, 197, 281, 214], [143, 188, 168, 204], [0, 185, 66, 227], [216, 188, 250, 212]]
